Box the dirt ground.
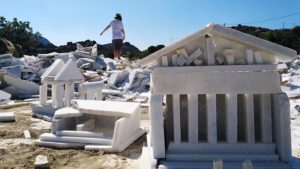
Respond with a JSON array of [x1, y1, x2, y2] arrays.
[[2, 103, 300, 169], [0, 104, 149, 169]]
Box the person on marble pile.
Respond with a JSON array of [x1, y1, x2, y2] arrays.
[[100, 13, 125, 60]]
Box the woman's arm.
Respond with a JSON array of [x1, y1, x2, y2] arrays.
[[100, 24, 111, 36]]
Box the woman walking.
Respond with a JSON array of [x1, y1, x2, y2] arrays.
[[100, 13, 125, 60]]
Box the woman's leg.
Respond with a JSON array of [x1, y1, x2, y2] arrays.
[[113, 50, 118, 59]]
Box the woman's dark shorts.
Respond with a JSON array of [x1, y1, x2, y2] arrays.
[[112, 39, 123, 51]]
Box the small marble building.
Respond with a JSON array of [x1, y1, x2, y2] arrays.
[[139, 24, 297, 169]]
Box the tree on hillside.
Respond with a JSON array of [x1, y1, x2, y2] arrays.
[[232, 24, 300, 54], [135, 44, 165, 59], [0, 16, 41, 54]]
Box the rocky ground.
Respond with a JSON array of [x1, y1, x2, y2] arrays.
[[0, 105, 149, 169]]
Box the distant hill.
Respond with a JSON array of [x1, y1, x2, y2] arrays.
[[231, 24, 300, 54], [26, 24, 300, 58], [33, 39, 142, 59], [38, 36, 51, 46]]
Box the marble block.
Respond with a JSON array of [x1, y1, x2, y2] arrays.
[[71, 100, 140, 117], [53, 107, 82, 119], [0, 112, 15, 122]]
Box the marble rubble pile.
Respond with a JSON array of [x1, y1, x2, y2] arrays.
[[0, 43, 152, 103], [280, 56, 300, 120]]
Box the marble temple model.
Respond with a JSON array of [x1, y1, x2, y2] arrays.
[[138, 23, 297, 169], [34, 59, 145, 152]]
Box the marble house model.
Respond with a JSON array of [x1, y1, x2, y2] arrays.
[[138, 23, 297, 169]]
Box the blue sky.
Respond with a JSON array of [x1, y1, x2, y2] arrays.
[[1, 0, 300, 50]]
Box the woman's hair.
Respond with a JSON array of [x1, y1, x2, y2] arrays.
[[114, 13, 122, 21]]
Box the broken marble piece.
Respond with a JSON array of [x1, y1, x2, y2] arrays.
[[0, 90, 11, 103], [289, 75, 300, 87], [91, 44, 98, 58], [123, 68, 139, 90], [37, 52, 58, 58], [0, 112, 15, 122], [0, 73, 39, 98], [193, 58, 203, 66], [24, 130, 31, 139], [0, 54, 14, 68], [108, 69, 129, 88], [76, 58, 95, 69], [1, 65, 22, 78], [76, 43, 85, 51], [102, 89, 123, 96], [277, 63, 288, 73], [106, 62, 116, 71], [215, 55, 225, 65], [74, 51, 92, 59], [222, 49, 235, 65], [281, 73, 291, 83], [176, 48, 189, 58], [34, 155, 49, 168], [186, 48, 202, 65], [177, 55, 187, 66]]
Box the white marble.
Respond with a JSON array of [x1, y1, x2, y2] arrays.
[[138, 23, 297, 67], [39, 133, 112, 145], [161, 55, 169, 67], [205, 37, 215, 65], [91, 44, 98, 58], [176, 55, 186, 66], [186, 48, 202, 65], [0, 90, 11, 102], [188, 94, 198, 143], [0, 112, 15, 122], [152, 67, 281, 94], [225, 94, 237, 143], [207, 94, 217, 143], [244, 94, 255, 143], [172, 94, 181, 143], [72, 100, 140, 117], [149, 95, 165, 158], [39, 84, 47, 105], [41, 59, 65, 82], [24, 130, 31, 139], [138, 23, 296, 169], [76, 119, 95, 131], [171, 54, 178, 66], [34, 155, 49, 167], [55, 59, 84, 81], [193, 58, 203, 66], [176, 48, 189, 58], [53, 107, 82, 119], [56, 130, 103, 138]]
